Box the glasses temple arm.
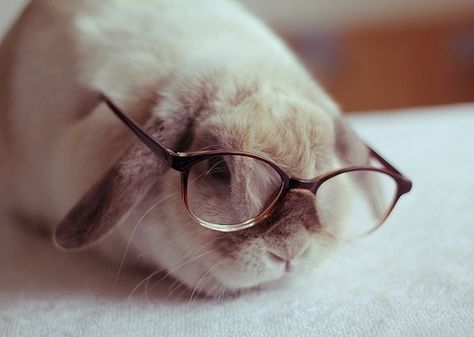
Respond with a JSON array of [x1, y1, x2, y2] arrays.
[[366, 145, 402, 174], [366, 144, 413, 190], [102, 95, 175, 166]]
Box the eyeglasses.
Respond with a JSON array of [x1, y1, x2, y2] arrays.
[[103, 95, 412, 238]]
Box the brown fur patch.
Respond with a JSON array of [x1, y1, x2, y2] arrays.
[[213, 190, 320, 258]]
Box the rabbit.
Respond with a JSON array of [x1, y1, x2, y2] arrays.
[[0, 0, 371, 297]]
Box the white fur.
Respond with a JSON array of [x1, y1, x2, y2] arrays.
[[0, 0, 347, 296]]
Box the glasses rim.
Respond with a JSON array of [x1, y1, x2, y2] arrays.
[[179, 151, 409, 232], [102, 94, 413, 234], [180, 152, 288, 232]]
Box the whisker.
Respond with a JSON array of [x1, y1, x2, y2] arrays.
[[156, 248, 219, 286], [188, 261, 224, 304], [127, 268, 164, 301], [327, 232, 383, 257], [146, 226, 209, 252], [188, 273, 211, 304], [134, 227, 211, 291], [176, 283, 192, 299], [192, 159, 227, 185], [144, 273, 157, 303], [149, 244, 217, 291], [205, 278, 221, 299], [195, 144, 224, 151], [114, 192, 177, 286], [218, 284, 226, 303], [166, 278, 186, 300], [142, 244, 217, 302], [187, 234, 225, 259], [146, 231, 230, 298], [144, 242, 224, 297], [130, 226, 225, 300], [322, 230, 388, 271]]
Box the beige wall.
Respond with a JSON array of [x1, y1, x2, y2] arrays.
[[241, 0, 474, 33], [2, 0, 474, 38]]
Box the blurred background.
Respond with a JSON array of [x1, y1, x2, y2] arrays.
[[240, 0, 474, 112], [1, 0, 473, 112]]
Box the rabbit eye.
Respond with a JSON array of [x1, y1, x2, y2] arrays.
[[207, 156, 231, 183]]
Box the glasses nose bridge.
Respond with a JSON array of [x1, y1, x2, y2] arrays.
[[288, 178, 318, 194]]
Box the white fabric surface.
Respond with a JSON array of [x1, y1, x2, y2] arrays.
[[1, 104, 473, 337]]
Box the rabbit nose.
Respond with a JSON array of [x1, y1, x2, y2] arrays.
[[266, 223, 310, 264], [267, 243, 309, 267], [267, 251, 294, 272]]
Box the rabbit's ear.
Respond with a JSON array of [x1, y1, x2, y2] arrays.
[[334, 117, 370, 166], [53, 136, 162, 250], [54, 104, 198, 250], [54, 77, 213, 250]]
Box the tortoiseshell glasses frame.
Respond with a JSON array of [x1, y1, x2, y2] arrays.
[[103, 95, 412, 234]]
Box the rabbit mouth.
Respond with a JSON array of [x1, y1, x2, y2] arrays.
[[188, 247, 313, 297], [202, 236, 336, 297], [163, 252, 289, 298], [167, 241, 330, 299], [151, 224, 333, 298]]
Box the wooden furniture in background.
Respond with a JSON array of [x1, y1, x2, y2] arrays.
[[287, 13, 474, 112]]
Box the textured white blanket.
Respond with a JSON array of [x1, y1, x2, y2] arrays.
[[1, 104, 473, 337]]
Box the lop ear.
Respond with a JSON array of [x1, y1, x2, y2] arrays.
[[334, 117, 370, 166], [54, 137, 162, 250], [54, 96, 201, 250]]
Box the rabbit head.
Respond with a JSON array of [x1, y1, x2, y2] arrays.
[[54, 75, 369, 297]]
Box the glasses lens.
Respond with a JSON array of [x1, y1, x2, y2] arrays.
[[317, 170, 397, 238], [186, 154, 284, 226]]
